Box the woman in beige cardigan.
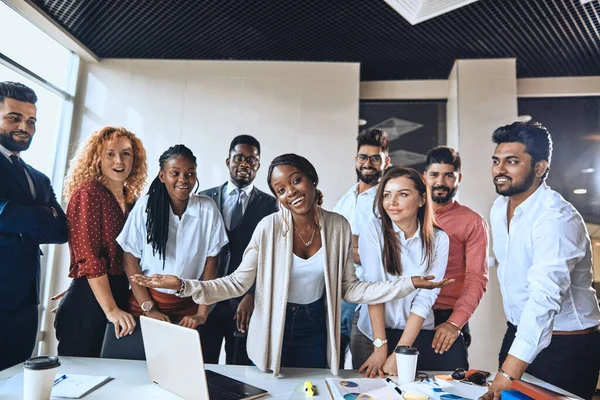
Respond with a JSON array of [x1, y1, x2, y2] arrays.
[[131, 153, 453, 376]]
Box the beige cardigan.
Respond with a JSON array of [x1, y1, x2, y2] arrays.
[[181, 207, 416, 376]]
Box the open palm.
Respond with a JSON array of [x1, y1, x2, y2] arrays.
[[130, 273, 182, 291]]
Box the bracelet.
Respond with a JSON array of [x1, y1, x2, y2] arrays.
[[447, 320, 462, 330], [498, 368, 517, 382], [174, 279, 186, 296]]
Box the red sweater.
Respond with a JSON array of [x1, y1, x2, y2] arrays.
[[433, 201, 489, 327]]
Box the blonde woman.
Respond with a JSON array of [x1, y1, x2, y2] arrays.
[[54, 127, 147, 357]]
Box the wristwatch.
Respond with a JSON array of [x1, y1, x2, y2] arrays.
[[141, 300, 154, 313], [372, 337, 388, 348]]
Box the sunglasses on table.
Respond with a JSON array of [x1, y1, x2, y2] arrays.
[[451, 368, 490, 386]]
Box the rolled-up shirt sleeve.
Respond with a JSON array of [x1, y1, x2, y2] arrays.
[[116, 197, 145, 258], [509, 213, 583, 363], [410, 232, 449, 319], [206, 200, 229, 257], [68, 189, 107, 278]]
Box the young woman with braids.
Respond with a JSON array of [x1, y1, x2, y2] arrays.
[[131, 154, 453, 375], [351, 167, 449, 378], [54, 127, 147, 357], [117, 144, 227, 334]]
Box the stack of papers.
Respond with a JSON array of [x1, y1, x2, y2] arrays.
[[325, 377, 488, 400]]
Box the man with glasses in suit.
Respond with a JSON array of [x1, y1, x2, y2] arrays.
[[199, 134, 278, 365], [0, 82, 67, 370], [333, 128, 390, 369]]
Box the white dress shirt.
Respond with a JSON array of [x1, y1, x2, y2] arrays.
[[0, 143, 36, 198], [357, 217, 449, 340], [288, 248, 326, 304], [491, 182, 600, 363], [117, 193, 228, 293], [333, 183, 379, 279], [222, 181, 254, 230]]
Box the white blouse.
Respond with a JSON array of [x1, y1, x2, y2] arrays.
[[288, 247, 326, 304], [357, 217, 449, 340], [117, 193, 228, 293]]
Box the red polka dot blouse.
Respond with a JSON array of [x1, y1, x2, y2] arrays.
[[66, 180, 129, 279]]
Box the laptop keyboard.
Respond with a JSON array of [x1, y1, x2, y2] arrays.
[[205, 370, 249, 400]]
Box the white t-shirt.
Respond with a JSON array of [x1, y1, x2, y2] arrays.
[[288, 248, 325, 304], [117, 193, 228, 293], [357, 218, 449, 340]]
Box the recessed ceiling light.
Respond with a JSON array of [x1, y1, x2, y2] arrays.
[[573, 188, 587, 194], [581, 168, 595, 174], [359, 119, 367, 126]]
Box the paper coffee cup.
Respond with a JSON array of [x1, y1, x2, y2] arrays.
[[23, 356, 61, 400], [395, 345, 419, 384]]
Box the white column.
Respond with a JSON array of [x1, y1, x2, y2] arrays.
[[447, 59, 518, 372]]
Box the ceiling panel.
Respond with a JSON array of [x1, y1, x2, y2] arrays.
[[29, 0, 600, 80]]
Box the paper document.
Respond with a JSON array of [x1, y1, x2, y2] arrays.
[[325, 377, 488, 400], [51, 374, 112, 399]]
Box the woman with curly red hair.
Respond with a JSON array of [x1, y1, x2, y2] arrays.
[[54, 126, 147, 357]]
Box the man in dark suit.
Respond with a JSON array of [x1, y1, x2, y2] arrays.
[[0, 82, 68, 371], [199, 134, 278, 365]]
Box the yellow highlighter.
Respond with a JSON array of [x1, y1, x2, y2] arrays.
[[304, 381, 315, 396]]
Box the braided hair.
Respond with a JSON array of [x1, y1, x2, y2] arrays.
[[146, 144, 197, 267]]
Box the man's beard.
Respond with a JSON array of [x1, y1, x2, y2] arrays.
[[0, 130, 33, 152], [230, 170, 254, 188], [356, 167, 382, 185], [431, 185, 457, 204], [494, 170, 536, 196]]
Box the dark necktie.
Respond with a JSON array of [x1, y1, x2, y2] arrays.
[[230, 189, 244, 231], [10, 155, 31, 198]]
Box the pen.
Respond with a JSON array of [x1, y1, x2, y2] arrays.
[[53, 374, 67, 386], [385, 377, 403, 397]]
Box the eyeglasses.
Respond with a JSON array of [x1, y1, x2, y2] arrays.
[[356, 154, 383, 165], [451, 368, 489, 386], [231, 154, 259, 166]]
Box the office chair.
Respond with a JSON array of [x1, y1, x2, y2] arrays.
[[386, 329, 469, 371], [100, 320, 146, 361]]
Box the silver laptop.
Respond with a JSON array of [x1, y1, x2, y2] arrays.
[[140, 316, 267, 400]]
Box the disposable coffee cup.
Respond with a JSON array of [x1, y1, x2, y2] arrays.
[[395, 346, 419, 384], [23, 356, 61, 400]]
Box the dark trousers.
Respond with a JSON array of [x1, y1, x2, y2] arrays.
[[280, 297, 328, 369], [499, 322, 600, 400], [199, 301, 251, 365], [0, 303, 38, 371], [433, 308, 471, 348], [339, 300, 356, 369], [54, 275, 129, 357], [351, 308, 469, 371]]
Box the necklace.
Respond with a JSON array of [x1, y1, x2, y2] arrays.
[[294, 224, 317, 247]]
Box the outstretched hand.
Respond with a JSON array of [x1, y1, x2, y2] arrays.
[[130, 274, 182, 291], [411, 275, 454, 290]]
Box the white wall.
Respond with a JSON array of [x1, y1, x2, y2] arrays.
[[447, 59, 518, 372], [361, 76, 600, 99], [42, 59, 360, 355]]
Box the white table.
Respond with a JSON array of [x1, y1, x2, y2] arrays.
[[0, 357, 581, 399]]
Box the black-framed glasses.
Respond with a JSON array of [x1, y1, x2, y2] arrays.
[[451, 368, 489, 386], [231, 154, 259, 166], [416, 371, 429, 381], [356, 153, 383, 165]]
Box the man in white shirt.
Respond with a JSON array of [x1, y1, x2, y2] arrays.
[[200, 135, 278, 365], [333, 128, 390, 368], [482, 121, 600, 400]]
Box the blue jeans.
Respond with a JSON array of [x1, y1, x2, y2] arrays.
[[280, 297, 327, 368]]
